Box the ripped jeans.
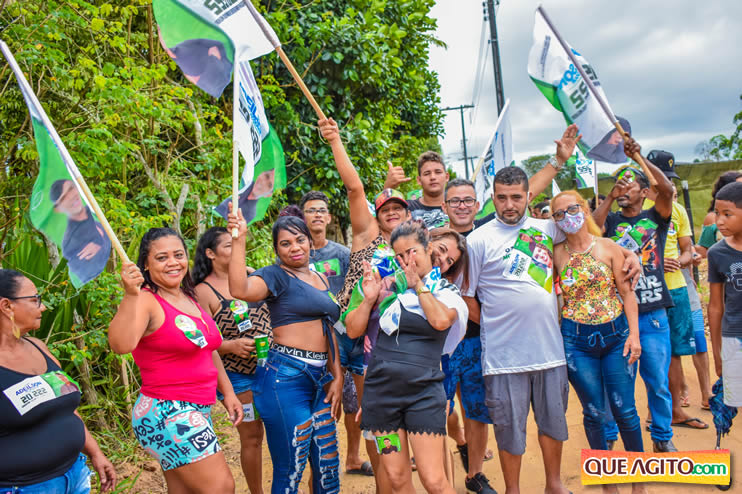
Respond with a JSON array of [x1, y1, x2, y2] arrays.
[[562, 313, 643, 452], [253, 350, 340, 494]]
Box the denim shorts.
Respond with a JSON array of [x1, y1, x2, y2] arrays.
[[0, 454, 91, 494], [691, 309, 708, 353], [336, 330, 365, 376], [216, 370, 258, 401], [448, 337, 492, 424], [667, 287, 696, 356], [132, 394, 221, 471]]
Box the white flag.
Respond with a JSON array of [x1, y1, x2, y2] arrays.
[[474, 99, 514, 218], [527, 8, 629, 164], [574, 151, 596, 190]]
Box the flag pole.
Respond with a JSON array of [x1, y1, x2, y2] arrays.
[[472, 99, 511, 180], [231, 61, 240, 238], [0, 40, 130, 264], [241, 0, 327, 120], [536, 5, 657, 187]]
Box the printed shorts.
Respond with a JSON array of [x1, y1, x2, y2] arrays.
[[132, 394, 221, 471], [448, 337, 492, 424]]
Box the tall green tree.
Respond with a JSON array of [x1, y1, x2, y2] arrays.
[[694, 93, 742, 162]]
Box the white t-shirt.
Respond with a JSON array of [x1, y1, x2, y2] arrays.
[[465, 215, 566, 375]]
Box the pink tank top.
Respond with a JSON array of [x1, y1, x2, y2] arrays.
[[132, 289, 222, 405]]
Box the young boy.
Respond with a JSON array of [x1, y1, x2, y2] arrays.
[[707, 181, 742, 408]]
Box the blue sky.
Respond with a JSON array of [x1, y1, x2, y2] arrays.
[[429, 0, 742, 176]]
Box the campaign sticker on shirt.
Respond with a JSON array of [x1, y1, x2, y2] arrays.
[[503, 227, 554, 292], [3, 370, 80, 415], [312, 258, 341, 277], [174, 314, 208, 348], [230, 300, 252, 332]]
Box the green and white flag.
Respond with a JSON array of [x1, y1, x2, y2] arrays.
[[474, 99, 514, 219], [1, 41, 111, 287], [527, 9, 630, 165], [153, 0, 278, 98], [574, 151, 597, 190], [214, 60, 286, 224]]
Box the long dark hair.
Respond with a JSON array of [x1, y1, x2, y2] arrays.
[[136, 227, 196, 298], [192, 227, 229, 285], [430, 228, 469, 293], [710, 171, 742, 212], [272, 205, 311, 252], [0, 269, 24, 299]]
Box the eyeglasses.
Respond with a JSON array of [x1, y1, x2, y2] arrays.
[[446, 197, 476, 208], [10, 294, 42, 308], [304, 208, 329, 216], [552, 204, 581, 221]]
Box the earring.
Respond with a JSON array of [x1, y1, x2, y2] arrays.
[[9, 313, 20, 339]]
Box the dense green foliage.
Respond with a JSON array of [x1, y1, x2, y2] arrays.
[[695, 93, 742, 162], [0, 0, 443, 472]]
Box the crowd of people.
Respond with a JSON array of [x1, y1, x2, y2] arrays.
[[1, 118, 741, 494]]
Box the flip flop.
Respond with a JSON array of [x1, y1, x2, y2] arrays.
[[672, 417, 709, 429], [483, 448, 494, 462], [346, 461, 374, 476], [681, 394, 690, 407], [702, 403, 711, 411]]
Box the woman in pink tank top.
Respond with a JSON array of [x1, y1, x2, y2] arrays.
[[108, 228, 243, 494]]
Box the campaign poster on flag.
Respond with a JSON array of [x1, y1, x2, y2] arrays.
[[474, 99, 514, 219], [574, 151, 597, 190], [527, 9, 630, 164], [153, 0, 277, 98], [1, 42, 111, 287], [214, 61, 286, 224]]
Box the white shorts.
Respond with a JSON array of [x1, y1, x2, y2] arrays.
[[722, 336, 742, 407]]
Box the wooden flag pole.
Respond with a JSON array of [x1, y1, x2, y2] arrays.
[[536, 5, 657, 187], [0, 40, 131, 264], [241, 0, 327, 120]]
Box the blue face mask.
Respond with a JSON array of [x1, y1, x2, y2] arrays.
[[556, 211, 585, 234]]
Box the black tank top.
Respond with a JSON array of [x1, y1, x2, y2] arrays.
[[373, 307, 450, 368], [202, 282, 273, 375], [0, 338, 85, 486]]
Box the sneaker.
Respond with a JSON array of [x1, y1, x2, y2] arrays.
[[457, 443, 469, 473], [465, 472, 498, 494], [653, 440, 678, 452]]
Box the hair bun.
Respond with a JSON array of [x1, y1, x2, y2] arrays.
[[278, 205, 306, 222]]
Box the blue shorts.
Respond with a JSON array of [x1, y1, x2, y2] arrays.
[[667, 287, 696, 356], [0, 454, 91, 494], [448, 337, 493, 424], [132, 394, 221, 471], [336, 330, 365, 376], [216, 370, 257, 401], [692, 309, 708, 353]]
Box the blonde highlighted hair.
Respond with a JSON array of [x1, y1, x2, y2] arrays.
[[550, 190, 602, 237]]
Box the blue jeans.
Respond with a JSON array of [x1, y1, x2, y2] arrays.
[[0, 454, 90, 494], [605, 308, 673, 443], [253, 350, 340, 494], [562, 314, 643, 452]]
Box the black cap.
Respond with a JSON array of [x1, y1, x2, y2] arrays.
[[647, 150, 679, 180]]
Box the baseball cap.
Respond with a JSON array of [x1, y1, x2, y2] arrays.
[[374, 188, 408, 211], [647, 150, 679, 180]]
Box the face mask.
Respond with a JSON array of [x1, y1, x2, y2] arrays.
[[556, 211, 585, 234]]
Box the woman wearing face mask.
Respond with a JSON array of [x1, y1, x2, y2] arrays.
[[345, 221, 468, 494], [228, 206, 342, 494], [551, 192, 646, 494], [193, 227, 271, 494], [0, 269, 117, 493], [108, 228, 243, 494]]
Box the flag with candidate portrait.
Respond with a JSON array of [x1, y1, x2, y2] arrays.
[[474, 99, 514, 219], [1, 42, 110, 287], [527, 9, 630, 164]]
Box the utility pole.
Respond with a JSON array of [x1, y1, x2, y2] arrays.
[[485, 0, 505, 114], [442, 104, 474, 178]]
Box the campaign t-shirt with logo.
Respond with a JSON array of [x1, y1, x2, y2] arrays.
[[707, 239, 742, 337], [604, 207, 673, 312], [465, 215, 566, 375], [644, 200, 692, 290], [310, 240, 350, 295], [407, 199, 449, 229]]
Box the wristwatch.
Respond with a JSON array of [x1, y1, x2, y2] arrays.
[[416, 284, 431, 296], [549, 154, 565, 171]]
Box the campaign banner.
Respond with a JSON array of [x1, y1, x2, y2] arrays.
[[574, 151, 596, 189]]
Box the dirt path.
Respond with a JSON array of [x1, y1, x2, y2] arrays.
[[117, 351, 739, 493]]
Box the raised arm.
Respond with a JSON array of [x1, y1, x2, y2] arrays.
[[624, 137, 674, 219], [529, 124, 582, 198], [227, 209, 271, 302], [108, 262, 153, 354], [319, 118, 377, 244]]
